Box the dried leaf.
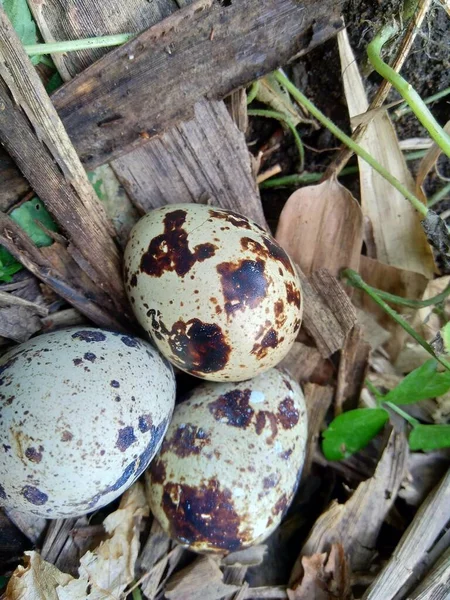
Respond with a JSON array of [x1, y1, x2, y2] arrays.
[[165, 556, 240, 600], [335, 326, 370, 414], [287, 543, 351, 600], [221, 546, 267, 567], [416, 121, 450, 194], [256, 74, 309, 127], [276, 176, 363, 278], [338, 29, 434, 279]]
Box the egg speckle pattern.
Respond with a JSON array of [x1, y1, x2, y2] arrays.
[[146, 368, 307, 553], [124, 204, 302, 381], [0, 327, 175, 518]]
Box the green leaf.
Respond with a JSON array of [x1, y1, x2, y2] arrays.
[[322, 408, 389, 461], [1, 0, 37, 46], [384, 360, 450, 405], [409, 424, 450, 451], [0, 198, 58, 282], [45, 71, 63, 94]]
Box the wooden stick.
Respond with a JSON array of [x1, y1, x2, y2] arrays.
[[362, 469, 450, 600]]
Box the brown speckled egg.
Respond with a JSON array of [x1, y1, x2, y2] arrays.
[[145, 367, 307, 553], [124, 204, 302, 381], [0, 327, 175, 518]]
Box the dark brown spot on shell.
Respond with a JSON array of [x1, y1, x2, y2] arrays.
[[140, 209, 217, 278], [272, 493, 288, 516], [277, 398, 300, 429], [209, 208, 252, 230], [151, 459, 166, 484], [217, 259, 267, 317], [72, 330, 106, 343], [116, 426, 137, 452], [285, 282, 301, 308], [0, 484, 6, 499], [162, 479, 243, 552], [281, 449, 293, 460], [61, 430, 73, 442], [138, 414, 153, 433], [22, 485, 48, 505], [284, 378, 293, 392], [241, 236, 294, 277], [209, 389, 253, 428], [251, 328, 279, 360], [73, 358, 83, 366], [167, 318, 231, 374], [162, 424, 211, 457], [254, 410, 278, 443], [263, 473, 279, 489], [84, 352, 96, 363], [274, 299, 287, 328], [25, 446, 44, 463], [130, 273, 138, 287]]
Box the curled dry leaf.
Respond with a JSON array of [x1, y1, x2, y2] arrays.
[[415, 121, 450, 195], [337, 28, 434, 279], [287, 543, 352, 600], [5, 482, 148, 600], [275, 176, 363, 278]]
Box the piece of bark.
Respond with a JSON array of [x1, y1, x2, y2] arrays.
[[40, 516, 91, 577], [30, 0, 267, 229], [227, 88, 249, 134], [0, 213, 125, 330], [243, 587, 288, 599], [298, 267, 357, 358], [294, 427, 408, 577], [41, 308, 86, 332], [0, 510, 30, 566], [278, 342, 335, 386], [407, 546, 450, 600], [354, 256, 428, 359], [50, 0, 343, 169], [165, 556, 240, 600], [301, 384, 334, 482], [138, 518, 172, 600], [0, 147, 29, 212], [0, 10, 127, 316], [335, 326, 370, 414], [112, 99, 267, 227], [362, 469, 450, 600], [287, 543, 352, 600], [399, 450, 450, 507], [4, 509, 47, 545], [0, 304, 43, 342], [275, 176, 363, 278], [222, 546, 267, 568]]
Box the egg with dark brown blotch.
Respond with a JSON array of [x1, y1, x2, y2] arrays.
[[145, 368, 307, 553], [124, 204, 302, 381], [0, 327, 175, 518]]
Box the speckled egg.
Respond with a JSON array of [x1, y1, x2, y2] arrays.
[[145, 367, 307, 553], [0, 327, 175, 518], [123, 204, 302, 382]]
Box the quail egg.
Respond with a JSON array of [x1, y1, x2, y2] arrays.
[[145, 367, 307, 553], [0, 327, 175, 518], [124, 204, 302, 381]]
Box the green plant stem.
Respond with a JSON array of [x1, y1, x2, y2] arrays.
[[429, 182, 450, 208], [404, 149, 428, 161], [259, 167, 358, 189], [248, 108, 305, 171], [365, 379, 384, 405], [273, 71, 429, 217], [246, 81, 260, 105], [383, 401, 420, 427], [394, 87, 450, 119], [24, 33, 134, 56], [368, 25, 450, 158], [346, 275, 450, 309], [342, 268, 450, 372]]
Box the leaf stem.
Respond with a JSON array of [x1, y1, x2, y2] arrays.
[[342, 268, 450, 372], [367, 25, 450, 158], [247, 108, 305, 171], [394, 86, 450, 119], [273, 70, 428, 217], [24, 33, 134, 56], [246, 81, 260, 105], [346, 274, 450, 309], [259, 167, 359, 189], [383, 400, 420, 427], [428, 182, 450, 208]]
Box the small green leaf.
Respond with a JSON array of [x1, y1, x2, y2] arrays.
[[409, 424, 450, 451], [1, 0, 37, 46], [384, 360, 450, 405], [322, 408, 389, 461], [442, 322, 450, 356], [45, 71, 63, 94]]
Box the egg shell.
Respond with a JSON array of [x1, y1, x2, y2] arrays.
[[146, 367, 307, 553], [0, 327, 175, 518], [124, 204, 302, 381]]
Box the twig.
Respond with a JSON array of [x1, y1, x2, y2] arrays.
[[24, 33, 134, 55], [273, 71, 428, 216], [362, 470, 450, 600], [0, 290, 48, 316], [256, 164, 282, 183], [429, 182, 450, 208]]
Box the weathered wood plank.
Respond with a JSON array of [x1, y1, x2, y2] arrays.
[[0, 8, 129, 319], [51, 0, 343, 169]]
